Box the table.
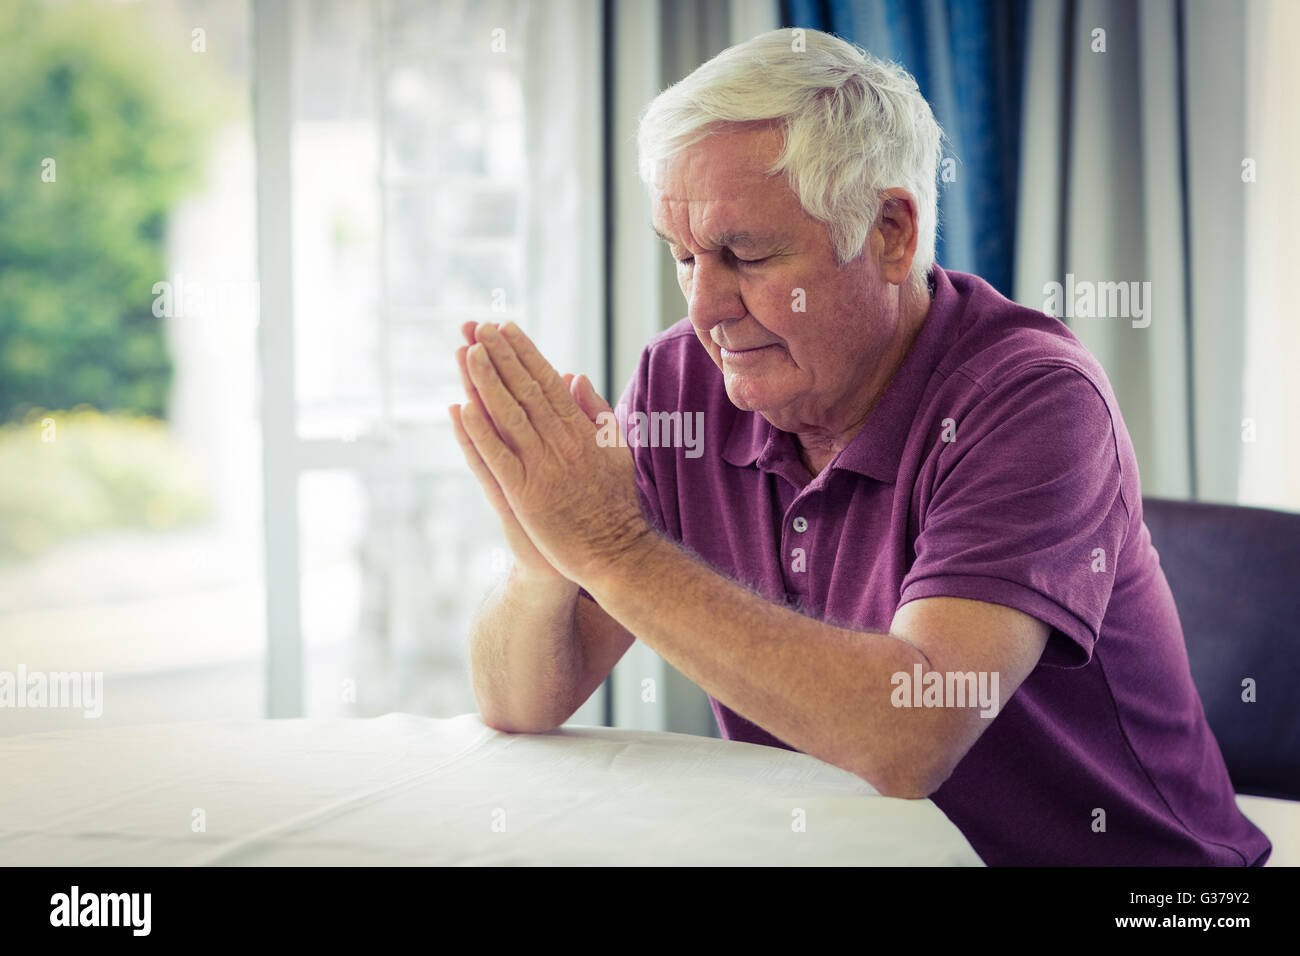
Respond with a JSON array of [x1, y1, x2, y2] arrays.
[[0, 713, 983, 865]]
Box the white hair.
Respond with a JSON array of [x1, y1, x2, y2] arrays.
[[637, 28, 945, 301]]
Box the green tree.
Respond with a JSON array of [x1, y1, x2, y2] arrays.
[[0, 0, 217, 423]]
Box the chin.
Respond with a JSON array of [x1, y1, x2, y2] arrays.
[[723, 381, 779, 416]]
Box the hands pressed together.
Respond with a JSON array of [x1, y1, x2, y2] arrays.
[[450, 321, 651, 590]]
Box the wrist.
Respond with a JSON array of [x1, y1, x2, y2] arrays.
[[580, 520, 661, 599], [506, 563, 579, 603]]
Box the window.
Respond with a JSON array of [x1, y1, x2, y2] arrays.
[[0, 0, 262, 734], [0, 0, 605, 737], [258, 0, 606, 720]]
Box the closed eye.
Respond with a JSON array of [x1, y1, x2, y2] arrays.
[[674, 252, 772, 266]]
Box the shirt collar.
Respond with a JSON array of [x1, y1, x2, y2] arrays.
[[721, 267, 960, 484]]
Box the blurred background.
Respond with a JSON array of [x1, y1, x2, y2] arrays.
[[0, 0, 1295, 740]]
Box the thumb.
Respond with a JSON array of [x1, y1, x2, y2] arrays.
[[571, 374, 613, 423]]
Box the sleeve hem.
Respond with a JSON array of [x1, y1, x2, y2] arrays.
[[898, 574, 1096, 668]]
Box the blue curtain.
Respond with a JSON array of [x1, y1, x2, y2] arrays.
[[780, 0, 1026, 297]]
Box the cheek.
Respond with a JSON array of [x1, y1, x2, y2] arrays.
[[692, 324, 714, 356], [751, 271, 867, 375], [741, 269, 834, 364], [741, 271, 802, 329]]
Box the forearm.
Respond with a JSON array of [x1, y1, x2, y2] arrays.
[[583, 532, 938, 795], [469, 568, 586, 733]]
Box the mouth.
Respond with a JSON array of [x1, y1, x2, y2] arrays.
[[719, 344, 780, 360]]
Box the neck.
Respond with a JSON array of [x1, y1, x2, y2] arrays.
[[796, 280, 931, 477]]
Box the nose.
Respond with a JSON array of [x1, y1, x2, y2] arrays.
[[685, 254, 746, 334]]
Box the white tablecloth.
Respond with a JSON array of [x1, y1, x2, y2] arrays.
[[0, 713, 983, 865]]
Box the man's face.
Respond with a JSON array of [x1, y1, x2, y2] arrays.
[[649, 125, 899, 437]]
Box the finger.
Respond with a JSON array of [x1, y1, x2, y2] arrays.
[[456, 345, 492, 424], [449, 403, 512, 516], [460, 321, 479, 347], [475, 324, 563, 434], [466, 342, 542, 457], [498, 322, 582, 418], [457, 396, 526, 489], [575, 374, 625, 443], [573, 374, 614, 422], [568, 374, 599, 424], [562, 374, 600, 424]]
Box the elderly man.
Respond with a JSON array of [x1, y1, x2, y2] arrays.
[[449, 29, 1270, 866]]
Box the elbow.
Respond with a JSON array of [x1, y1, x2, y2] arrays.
[[476, 697, 567, 735], [858, 751, 958, 800], [874, 773, 944, 800], [479, 710, 559, 735], [473, 680, 566, 735]]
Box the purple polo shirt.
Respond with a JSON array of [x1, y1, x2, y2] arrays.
[[611, 266, 1271, 866]]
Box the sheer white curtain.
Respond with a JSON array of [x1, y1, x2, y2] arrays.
[[521, 0, 605, 397], [606, 0, 779, 735], [251, 0, 613, 719], [1016, 0, 1298, 512], [1240, 0, 1300, 512], [1015, 0, 1252, 504], [520, 0, 608, 723]]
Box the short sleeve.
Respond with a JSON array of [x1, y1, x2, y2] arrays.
[[898, 364, 1131, 668]]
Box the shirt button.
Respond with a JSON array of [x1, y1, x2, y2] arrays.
[[792, 516, 808, 533]]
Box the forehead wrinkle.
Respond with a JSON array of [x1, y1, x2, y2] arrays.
[[650, 126, 791, 240], [653, 224, 773, 249], [654, 199, 782, 254], [711, 231, 773, 249]]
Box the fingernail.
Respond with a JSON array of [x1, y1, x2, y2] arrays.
[[471, 344, 489, 364]]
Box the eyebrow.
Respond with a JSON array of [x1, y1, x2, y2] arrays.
[[652, 226, 781, 251]]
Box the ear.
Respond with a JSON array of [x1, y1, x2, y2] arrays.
[[871, 188, 920, 287]]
